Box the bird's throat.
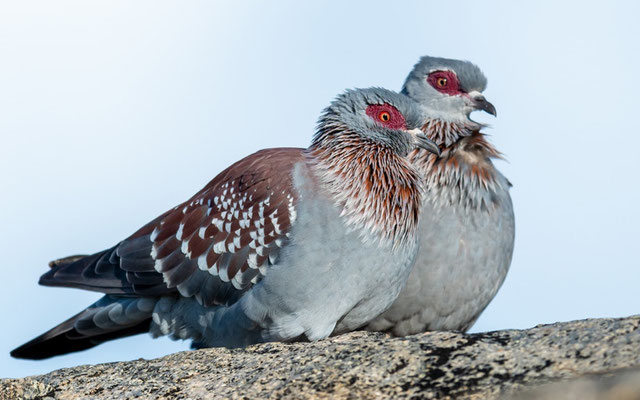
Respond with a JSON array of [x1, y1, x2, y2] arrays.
[[410, 131, 506, 210], [306, 134, 422, 249]]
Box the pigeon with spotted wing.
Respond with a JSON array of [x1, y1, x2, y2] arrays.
[[11, 88, 440, 359], [367, 56, 515, 335]]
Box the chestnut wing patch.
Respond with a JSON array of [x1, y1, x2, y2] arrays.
[[119, 148, 303, 306], [41, 149, 304, 308]]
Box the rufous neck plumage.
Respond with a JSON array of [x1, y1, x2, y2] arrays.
[[410, 118, 506, 210], [307, 130, 422, 249]]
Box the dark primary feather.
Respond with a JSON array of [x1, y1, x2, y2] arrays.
[[39, 246, 168, 296], [10, 299, 152, 360]]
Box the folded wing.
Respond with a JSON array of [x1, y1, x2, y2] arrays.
[[40, 148, 305, 307]]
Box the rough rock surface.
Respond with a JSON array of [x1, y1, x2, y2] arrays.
[[504, 368, 640, 400], [1, 315, 639, 399]]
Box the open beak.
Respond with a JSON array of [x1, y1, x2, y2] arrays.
[[408, 128, 441, 157], [471, 94, 497, 117]]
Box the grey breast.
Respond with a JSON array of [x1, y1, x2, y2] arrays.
[[368, 169, 514, 335]]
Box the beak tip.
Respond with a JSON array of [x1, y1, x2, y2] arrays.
[[415, 132, 441, 157], [473, 96, 497, 117]]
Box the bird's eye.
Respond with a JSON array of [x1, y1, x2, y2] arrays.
[[365, 103, 406, 130], [427, 71, 460, 95]]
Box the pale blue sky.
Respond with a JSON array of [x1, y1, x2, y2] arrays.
[[1, 1, 638, 378]]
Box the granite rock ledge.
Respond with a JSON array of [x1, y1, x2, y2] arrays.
[[1, 315, 639, 399]]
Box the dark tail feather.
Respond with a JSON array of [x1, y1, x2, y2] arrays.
[[10, 317, 151, 360], [38, 247, 133, 294], [11, 296, 155, 360]]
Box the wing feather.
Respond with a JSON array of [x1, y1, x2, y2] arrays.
[[40, 148, 305, 307]]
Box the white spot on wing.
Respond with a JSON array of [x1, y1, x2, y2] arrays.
[[197, 252, 209, 271], [248, 252, 258, 269], [231, 277, 243, 290], [213, 240, 226, 254], [176, 223, 185, 241], [212, 218, 224, 232], [208, 263, 219, 276], [181, 240, 190, 256], [153, 259, 164, 273]]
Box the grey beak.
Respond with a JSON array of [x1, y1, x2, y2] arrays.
[[416, 133, 441, 156], [407, 128, 441, 156], [472, 95, 497, 116]]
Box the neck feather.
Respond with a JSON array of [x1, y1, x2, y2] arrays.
[[421, 117, 480, 148], [410, 130, 508, 210], [306, 130, 421, 249]]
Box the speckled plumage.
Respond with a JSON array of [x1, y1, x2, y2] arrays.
[[11, 88, 438, 359], [367, 56, 515, 335]]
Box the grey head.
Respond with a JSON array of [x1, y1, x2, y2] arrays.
[[313, 87, 440, 157], [401, 56, 496, 125]]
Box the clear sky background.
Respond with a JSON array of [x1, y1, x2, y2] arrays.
[[1, 1, 638, 379]]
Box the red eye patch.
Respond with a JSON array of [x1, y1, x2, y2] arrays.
[[365, 103, 407, 130], [427, 70, 461, 95]]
